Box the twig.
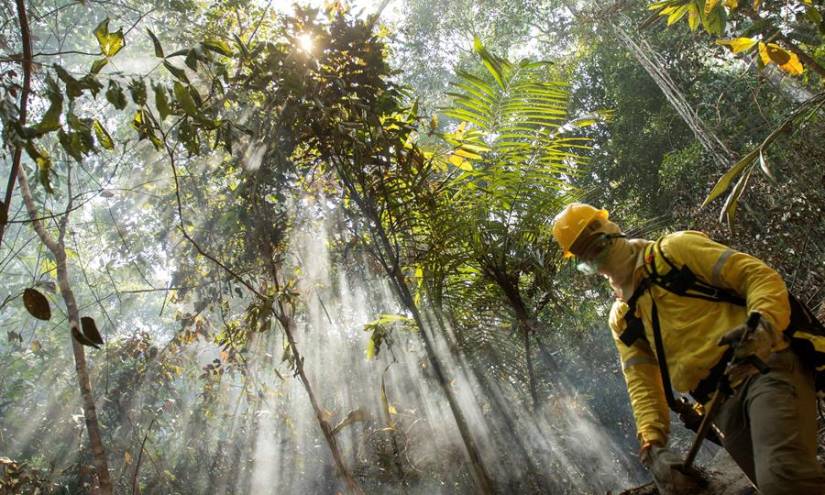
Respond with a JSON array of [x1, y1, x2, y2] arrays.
[[161, 133, 265, 300], [131, 418, 156, 495]]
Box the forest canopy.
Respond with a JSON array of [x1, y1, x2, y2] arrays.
[[0, 0, 823, 493]]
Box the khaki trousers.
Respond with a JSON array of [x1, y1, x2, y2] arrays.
[[713, 348, 825, 495]]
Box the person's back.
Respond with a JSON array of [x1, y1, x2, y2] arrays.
[[551, 203, 825, 495]]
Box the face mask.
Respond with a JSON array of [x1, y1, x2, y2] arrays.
[[574, 233, 625, 275]]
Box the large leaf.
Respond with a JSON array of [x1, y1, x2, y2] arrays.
[[93, 119, 114, 149], [473, 36, 509, 90], [154, 84, 172, 120], [23, 288, 51, 320], [163, 61, 190, 83], [90, 58, 108, 75], [759, 42, 790, 65], [173, 82, 198, 116], [24, 143, 53, 193], [72, 326, 100, 349], [716, 37, 758, 54], [30, 78, 63, 136], [81, 316, 104, 347], [94, 18, 125, 57], [106, 81, 127, 110], [147, 28, 164, 58], [202, 39, 233, 57], [129, 78, 147, 107], [701, 146, 759, 207]]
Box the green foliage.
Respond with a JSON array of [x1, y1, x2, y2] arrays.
[[647, 0, 822, 77], [363, 314, 415, 359], [702, 92, 825, 228]]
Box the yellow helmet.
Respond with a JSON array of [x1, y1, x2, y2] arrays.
[[552, 203, 609, 258]]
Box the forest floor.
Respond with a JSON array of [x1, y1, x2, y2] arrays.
[[619, 407, 825, 495]]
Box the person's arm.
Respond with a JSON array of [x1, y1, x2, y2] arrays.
[[663, 231, 790, 337], [609, 301, 670, 446]]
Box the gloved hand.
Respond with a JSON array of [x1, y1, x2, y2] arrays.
[[718, 316, 778, 386], [640, 443, 702, 495]]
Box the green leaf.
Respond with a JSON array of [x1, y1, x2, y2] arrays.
[[24, 142, 53, 193], [23, 288, 51, 320], [667, 4, 690, 25], [184, 49, 198, 71], [90, 58, 108, 74], [58, 121, 95, 162], [173, 81, 197, 116], [54, 65, 82, 99], [702, 146, 759, 207], [78, 74, 103, 98], [720, 164, 753, 229], [106, 81, 127, 110], [163, 60, 189, 83], [129, 78, 147, 107], [154, 84, 172, 121], [147, 28, 164, 58], [81, 316, 104, 347], [132, 109, 162, 150], [805, 6, 822, 24], [93, 119, 114, 150], [202, 39, 233, 57], [473, 36, 507, 90], [94, 18, 125, 57], [178, 118, 200, 155], [31, 77, 63, 136], [233, 34, 249, 58]]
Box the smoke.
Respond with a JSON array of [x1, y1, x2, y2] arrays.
[[0, 196, 647, 494]]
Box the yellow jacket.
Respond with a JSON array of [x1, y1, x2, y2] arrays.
[[608, 231, 791, 446]]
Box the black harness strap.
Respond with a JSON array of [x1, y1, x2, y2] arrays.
[[620, 237, 745, 408], [649, 299, 678, 410]]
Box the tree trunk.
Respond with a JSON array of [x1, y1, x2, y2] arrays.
[[0, 0, 33, 248], [277, 308, 365, 495], [336, 173, 496, 494], [17, 169, 112, 494]]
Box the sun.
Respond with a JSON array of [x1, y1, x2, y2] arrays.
[[297, 33, 314, 53]]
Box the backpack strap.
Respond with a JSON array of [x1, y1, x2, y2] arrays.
[[647, 237, 745, 307], [618, 235, 745, 408]]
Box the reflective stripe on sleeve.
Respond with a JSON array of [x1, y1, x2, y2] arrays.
[[622, 355, 657, 371], [711, 248, 735, 287]]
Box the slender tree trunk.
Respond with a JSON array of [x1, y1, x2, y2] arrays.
[[17, 169, 112, 494], [392, 280, 496, 494], [260, 225, 364, 495], [335, 168, 496, 494], [489, 268, 539, 409], [437, 307, 554, 493], [0, 0, 33, 248], [277, 308, 365, 495]]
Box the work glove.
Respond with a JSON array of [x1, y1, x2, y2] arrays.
[[640, 443, 702, 495], [718, 316, 778, 386]]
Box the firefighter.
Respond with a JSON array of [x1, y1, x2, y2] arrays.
[[552, 203, 825, 495]]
